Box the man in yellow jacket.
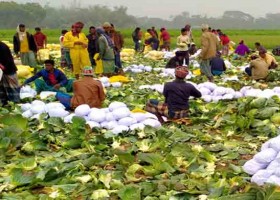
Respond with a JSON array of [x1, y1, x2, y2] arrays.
[[63, 22, 91, 79]]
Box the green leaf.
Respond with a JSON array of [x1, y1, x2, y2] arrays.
[[0, 114, 28, 131], [9, 168, 36, 186], [20, 157, 37, 171], [118, 185, 141, 200]]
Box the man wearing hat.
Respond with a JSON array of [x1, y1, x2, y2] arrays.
[[145, 66, 201, 123], [198, 24, 219, 82], [56, 66, 105, 110], [165, 50, 189, 68]]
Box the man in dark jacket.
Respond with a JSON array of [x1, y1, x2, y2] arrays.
[[145, 66, 201, 123], [166, 51, 189, 68], [13, 24, 37, 67], [22, 59, 73, 93], [0, 41, 20, 105], [87, 26, 98, 66]]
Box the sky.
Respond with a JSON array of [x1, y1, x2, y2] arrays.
[[13, 0, 280, 19]]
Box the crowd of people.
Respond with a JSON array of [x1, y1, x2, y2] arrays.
[[0, 22, 279, 123]]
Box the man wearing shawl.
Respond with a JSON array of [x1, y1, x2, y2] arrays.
[[96, 28, 116, 76], [0, 41, 20, 105], [63, 22, 91, 79], [145, 66, 201, 123], [13, 24, 37, 67]]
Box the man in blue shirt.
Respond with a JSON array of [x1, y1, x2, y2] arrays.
[[210, 52, 226, 76], [22, 59, 73, 93]]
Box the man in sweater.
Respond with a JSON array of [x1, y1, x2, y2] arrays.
[[145, 66, 201, 123], [198, 24, 219, 82]]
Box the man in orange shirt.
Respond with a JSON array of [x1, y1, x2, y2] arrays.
[[34, 27, 47, 49], [56, 66, 105, 110]]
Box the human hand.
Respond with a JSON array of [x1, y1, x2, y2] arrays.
[[74, 41, 83, 45], [53, 84, 61, 89], [0, 64, 5, 70]]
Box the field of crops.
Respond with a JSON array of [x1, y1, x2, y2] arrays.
[[2, 29, 280, 199], [1, 29, 280, 49]]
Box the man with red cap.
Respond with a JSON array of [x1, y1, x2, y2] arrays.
[[145, 66, 201, 123]]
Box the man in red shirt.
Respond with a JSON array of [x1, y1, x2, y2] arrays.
[[160, 28, 171, 51], [34, 27, 47, 49]]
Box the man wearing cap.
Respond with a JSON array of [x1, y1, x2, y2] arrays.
[[56, 66, 105, 110], [145, 66, 201, 123], [166, 50, 189, 68], [258, 47, 278, 69], [198, 24, 219, 82]]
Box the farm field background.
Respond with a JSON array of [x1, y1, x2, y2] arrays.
[[1, 29, 280, 49]]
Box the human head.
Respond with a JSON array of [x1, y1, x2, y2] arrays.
[[96, 27, 105, 36], [181, 28, 187, 35], [175, 66, 188, 79], [151, 26, 155, 30], [74, 22, 84, 33], [239, 40, 244, 45], [160, 28, 165, 32], [135, 27, 140, 32], [19, 24, 25, 32], [258, 47, 267, 58], [103, 22, 112, 32], [216, 51, 222, 57], [255, 42, 261, 48], [61, 29, 68, 35], [175, 51, 187, 60], [44, 59, 55, 71], [89, 26, 96, 34], [201, 24, 209, 32], [82, 66, 94, 76], [35, 27, 41, 32]]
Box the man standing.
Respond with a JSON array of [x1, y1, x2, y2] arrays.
[[56, 66, 105, 110], [110, 23, 124, 72], [22, 59, 73, 93], [198, 24, 219, 82], [160, 28, 171, 51], [145, 66, 201, 123], [63, 22, 91, 79], [13, 24, 37, 67], [87, 26, 98, 67], [34, 27, 47, 49], [0, 41, 20, 105]]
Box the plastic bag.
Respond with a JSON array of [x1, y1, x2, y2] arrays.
[[254, 148, 278, 164], [251, 169, 274, 186], [94, 53, 103, 74]]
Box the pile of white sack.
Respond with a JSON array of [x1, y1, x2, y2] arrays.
[[98, 76, 122, 88], [21, 101, 161, 135], [139, 81, 280, 103], [243, 135, 280, 186], [123, 64, 153, 73], [21, 100, 69, 119], [20, 86, 37, 99]]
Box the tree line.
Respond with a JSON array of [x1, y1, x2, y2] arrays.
[[0, 2, 280, 29]]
